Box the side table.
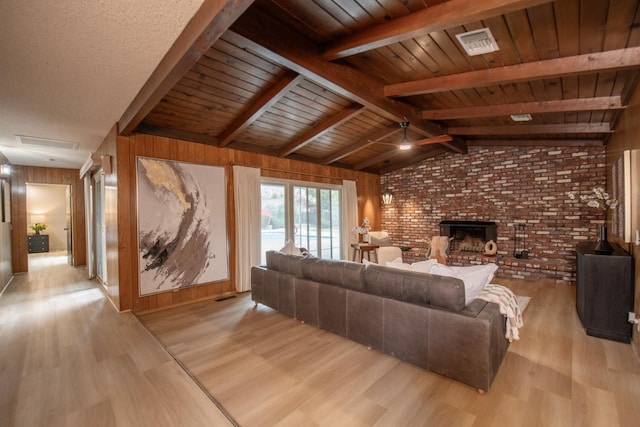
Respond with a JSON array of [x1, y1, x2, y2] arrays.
[[351, 243, 379, 263]]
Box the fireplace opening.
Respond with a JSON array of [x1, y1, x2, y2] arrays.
[[439, 220, 497, 253]]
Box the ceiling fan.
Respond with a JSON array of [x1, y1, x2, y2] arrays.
[[372, 120, 453, 149]]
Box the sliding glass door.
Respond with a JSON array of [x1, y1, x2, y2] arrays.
[[260, 183, 286, 261], [261, 180, 342, 262]]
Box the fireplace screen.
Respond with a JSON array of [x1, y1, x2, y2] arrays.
[[439, 221, 497, 253]]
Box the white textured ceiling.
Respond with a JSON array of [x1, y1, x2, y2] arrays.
[[0, 0, 205, 168]]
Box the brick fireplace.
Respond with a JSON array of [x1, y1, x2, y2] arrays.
[[439, 220, 497, 253], [380, 145, 607, 284]]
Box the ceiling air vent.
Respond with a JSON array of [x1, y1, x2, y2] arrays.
[[456, 28, 499, 56], [510, 114, 533, 122], [15, 135, 79, 150]]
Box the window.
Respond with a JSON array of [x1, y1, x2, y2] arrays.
[[261, 179, 342, 263]]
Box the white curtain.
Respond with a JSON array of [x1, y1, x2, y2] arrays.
[[341, 179, 358, 260], [233, 165, 261, 292]]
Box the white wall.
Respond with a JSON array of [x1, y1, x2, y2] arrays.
[[26, 183, 68, 252]]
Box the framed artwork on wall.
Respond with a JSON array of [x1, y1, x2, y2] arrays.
[[612, 150, 632, 243], [136, 157, 229, 296]]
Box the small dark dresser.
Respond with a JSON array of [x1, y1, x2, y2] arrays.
[[28, 234, 49, 254], [576, 241, 634, 343]]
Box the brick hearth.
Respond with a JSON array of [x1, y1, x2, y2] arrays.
[[381, 145, 607, 284]]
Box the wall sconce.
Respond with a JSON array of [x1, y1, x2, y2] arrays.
[[382, 188, 393, 205], [0, 164, 10, 176]]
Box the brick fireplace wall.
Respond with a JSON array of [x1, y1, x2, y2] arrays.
[[380, 145, 607, 283]]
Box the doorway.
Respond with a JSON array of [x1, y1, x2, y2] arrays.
[[260, 180, 342, 263], [26, 183, 73, 266], [93, 173, 107, 286]]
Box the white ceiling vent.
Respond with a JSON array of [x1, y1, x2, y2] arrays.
[[15, 135, 79, 150], [456, 28, 500, 56], [510, 114, 533, 122]]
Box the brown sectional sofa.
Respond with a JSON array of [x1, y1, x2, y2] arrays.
[[250, 250, 510, 392]]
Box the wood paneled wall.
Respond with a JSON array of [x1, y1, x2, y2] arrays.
[[605, 83, 640, 357], [10, 166, 86, 273], [0, 152, 12, 288], [116, 133, 380, 313]]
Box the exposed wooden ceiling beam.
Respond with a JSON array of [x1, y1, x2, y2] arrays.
[[378, 148, 448, 175], [278, 103, 365, 157], [135, 123, 219, 146], [386, 47, 640, 97], [353, 149, 400, 171], [219, 71, 303, 148], [449, 123, 612, 135], [422, 96, 624, 120], [320, 125, 402, 165], [230, 8, 464, 154], [119, 0, 255, 135], [467, 139, 605, 147], [323, 0, 553, 60]]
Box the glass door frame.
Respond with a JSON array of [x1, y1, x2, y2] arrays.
[[94, 172, 107, 286], [261, 178, 343, 260]]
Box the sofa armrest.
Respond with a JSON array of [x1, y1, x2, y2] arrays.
[[428, 301, 508, 392], [461, 298, 491, 317], [251, 266, 296, 317]]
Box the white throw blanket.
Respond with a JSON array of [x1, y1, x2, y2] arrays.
[[475, 284, 523, 342]]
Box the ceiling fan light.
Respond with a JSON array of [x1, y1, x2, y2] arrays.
[[398, 120, 412, 149]]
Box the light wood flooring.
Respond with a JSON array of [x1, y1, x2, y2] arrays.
[[139, 277, 640, 427], [2, 253, 639, 426], [0, 252, 233, 427]]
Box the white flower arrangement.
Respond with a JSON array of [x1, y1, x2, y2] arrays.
[[567, 187, 619, 211], [352, 217, 371, 234]]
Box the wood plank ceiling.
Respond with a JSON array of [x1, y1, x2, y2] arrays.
[[122, 0, 640, 174]]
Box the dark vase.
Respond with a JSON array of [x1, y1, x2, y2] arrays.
[[35, 230, 40, 235], [594, 225, 614, 255]]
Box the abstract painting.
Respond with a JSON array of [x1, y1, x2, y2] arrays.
[[136, 157, 229, 296]]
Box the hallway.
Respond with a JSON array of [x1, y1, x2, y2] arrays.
[[0, 252, 233, 427]]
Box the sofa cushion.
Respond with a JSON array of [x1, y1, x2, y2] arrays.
[[318, 285, 347, 337], [295, 278, 320, 326], [346, 290, 383, 351], [383, 298, 430, 369], [363, 264, 466, 312], [300, 257, 366, 292], [266, 250, 303, 277]]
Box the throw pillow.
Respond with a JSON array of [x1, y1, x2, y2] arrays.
[[430, 263, 498, 305], [385, 257, 412, 270], [448, 264, 499, 286], [279, 240, 302, 256], [410, 259, 438, 273]]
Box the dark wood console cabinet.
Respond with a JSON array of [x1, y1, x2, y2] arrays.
[[28, 234, 49, 254], [576, 241, 634, 343]]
